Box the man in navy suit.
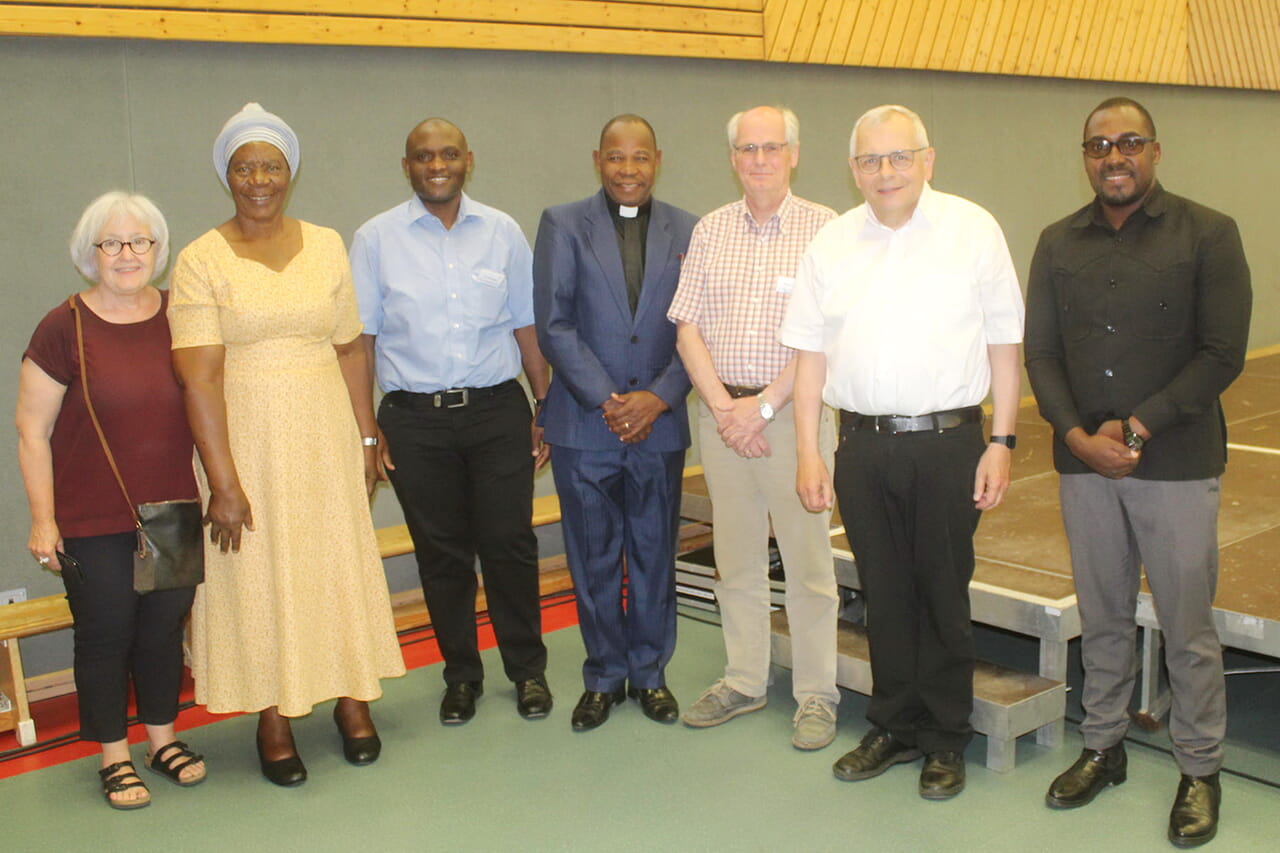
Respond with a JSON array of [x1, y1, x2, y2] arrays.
[[533, 115, 697, 731]]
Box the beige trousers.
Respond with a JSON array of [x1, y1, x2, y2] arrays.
[[699, 400, 839, 706]]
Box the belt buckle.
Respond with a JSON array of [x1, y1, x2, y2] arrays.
[[431, 389, 469, 408]]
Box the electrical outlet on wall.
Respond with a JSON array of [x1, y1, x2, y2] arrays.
[[1, 588, 27, 605]]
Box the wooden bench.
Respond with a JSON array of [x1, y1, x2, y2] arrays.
[[769, 610, 1065, 773], [1, 595, 73, 746]]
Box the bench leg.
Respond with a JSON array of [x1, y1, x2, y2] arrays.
[[1036, 638, 1068, 747], [986, 733, 1016, 773], [3, 638, 37, 747]]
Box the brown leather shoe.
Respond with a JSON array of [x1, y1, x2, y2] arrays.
[[1168, 772, 1220, 848], [1045, 744, 1127, 809], [832, 727, 923, 782], [919, 751, 966, 800]]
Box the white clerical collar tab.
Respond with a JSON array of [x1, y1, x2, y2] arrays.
[[619, 205, 639, 219]]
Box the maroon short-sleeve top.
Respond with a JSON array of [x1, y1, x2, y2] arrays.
[[23, 291, 198, 538]]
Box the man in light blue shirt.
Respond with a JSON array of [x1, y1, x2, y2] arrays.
[[351, 118, 551, 726]]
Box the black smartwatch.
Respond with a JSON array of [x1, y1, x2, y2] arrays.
[[989, 435, 1016, 449]]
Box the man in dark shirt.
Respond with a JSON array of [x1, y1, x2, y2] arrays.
[[1025, 97, 1251, 849]]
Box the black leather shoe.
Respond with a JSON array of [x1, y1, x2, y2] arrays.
[[628, 686, 679, 723], [333, 706, 381, 766], [1168, 772, 1220, 848], [832, 727, 923, 782], [257, 742, 306, 787], [571, 689, 626, 731], [919, 751, 966, 800], [439, 681, 483, 725], [1045, 744, 1127, 809], [515, 676, 553, 719]]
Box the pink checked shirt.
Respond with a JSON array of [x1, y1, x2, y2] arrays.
[[668, 192, 836, 388]]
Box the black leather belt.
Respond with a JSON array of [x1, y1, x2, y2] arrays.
[[723, 384, 765, 399], [385, 379, 518, 410], [839, 406, 983, 434]]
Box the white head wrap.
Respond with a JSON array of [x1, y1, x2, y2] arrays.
[[212, 102, 300, 191]]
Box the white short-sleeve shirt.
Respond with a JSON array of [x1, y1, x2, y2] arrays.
[[778, 183, 1024, 416]]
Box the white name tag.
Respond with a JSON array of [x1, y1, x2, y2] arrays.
[[473, 268, 506, 287], [775, 276, 795, 294]]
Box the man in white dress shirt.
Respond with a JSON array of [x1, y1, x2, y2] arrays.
[[780, 104, 1023, 800]]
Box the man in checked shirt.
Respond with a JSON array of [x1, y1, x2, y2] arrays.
[[668, 105, 841, 750]]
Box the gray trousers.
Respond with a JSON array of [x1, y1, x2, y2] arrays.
[[1060, 474, 1226, 776]]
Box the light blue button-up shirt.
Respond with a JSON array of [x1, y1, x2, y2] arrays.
[[350, 193, 535, 393]]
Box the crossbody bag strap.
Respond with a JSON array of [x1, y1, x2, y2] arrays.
[[68, 294, 143, 531]]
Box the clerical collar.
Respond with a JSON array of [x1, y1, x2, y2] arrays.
[[607, 198, 652, 221]]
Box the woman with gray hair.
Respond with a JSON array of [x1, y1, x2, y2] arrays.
[[16, 191, 207, 810], [170, 103, 403, 787]]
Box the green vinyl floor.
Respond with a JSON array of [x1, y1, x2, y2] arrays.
[[2, 609, 1277, 853]]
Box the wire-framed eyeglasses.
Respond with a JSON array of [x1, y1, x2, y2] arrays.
[[852, 147, 928, 175]]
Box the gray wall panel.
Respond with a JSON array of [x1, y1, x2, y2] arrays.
[[2, 36, 1275, 676]]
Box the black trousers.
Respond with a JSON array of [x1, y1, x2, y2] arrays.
[[61, 532, 195, 743], [833, 420, 985, 754], [378, 380, 547, 685]]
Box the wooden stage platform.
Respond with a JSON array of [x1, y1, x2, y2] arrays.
[[678, 348, 1280, 758]]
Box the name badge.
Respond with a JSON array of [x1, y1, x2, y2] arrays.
[[473, 268, 506, 287], [775, 276, 795, 294]]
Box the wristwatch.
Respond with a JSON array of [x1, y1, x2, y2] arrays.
[[989, 435, 1016, 449], [361, 436, 379, 447], [1122, 418, 1146, 451], [757, 395, 776, 423]]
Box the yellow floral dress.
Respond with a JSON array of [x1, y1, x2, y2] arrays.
[[169, 222, 405, 716]]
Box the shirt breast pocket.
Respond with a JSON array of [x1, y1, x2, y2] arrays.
[[470, 268, 510, 323], [1052, 260, 1105, 343], [1129, 257, 1195, 341]]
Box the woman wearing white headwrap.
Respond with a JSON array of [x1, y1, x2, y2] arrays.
[[169, 103, 404, 786]]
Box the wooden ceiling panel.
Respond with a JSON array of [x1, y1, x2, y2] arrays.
[[2, 1, 1279, 91]]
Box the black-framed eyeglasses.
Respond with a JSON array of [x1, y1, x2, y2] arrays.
[[733, 142, 789, 156], [94, 237, 156, 256], [853, 147, 928, 175], [1082, 135, 1156, 159]]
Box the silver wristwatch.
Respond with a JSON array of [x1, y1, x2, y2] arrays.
[[757, 395, 776, 423]]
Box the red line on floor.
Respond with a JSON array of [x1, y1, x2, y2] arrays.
[[0, 597, 579, 780]]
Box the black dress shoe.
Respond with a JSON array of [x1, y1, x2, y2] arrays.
[[832, 727, 923, 782], [440, 681, 483, 725], [919, 751, 966, 800], [571, 689, 626, 731], [333, 706, 382, 766], [1169, 772, 1220, 848], [515, 676, 553, 719], [628, 686, 679, 723], [257, 742, 307, 787], [1045, 744, 1127, 809]]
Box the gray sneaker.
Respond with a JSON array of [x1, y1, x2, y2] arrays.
[[680, 679, 767, 727], [792, 696, 837, 750]]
